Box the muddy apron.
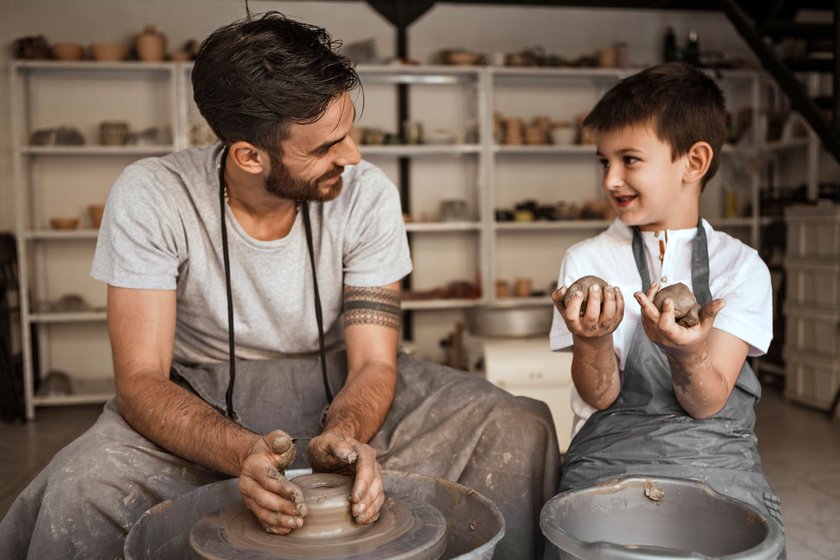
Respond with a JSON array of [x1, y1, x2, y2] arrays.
[[559, 223, 784, 535]]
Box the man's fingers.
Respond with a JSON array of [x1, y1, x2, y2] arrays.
[[269, 433, 293, 454]]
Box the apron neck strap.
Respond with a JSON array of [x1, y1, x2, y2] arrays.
[[631, 220, 712, 306]]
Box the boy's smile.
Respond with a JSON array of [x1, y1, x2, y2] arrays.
[[595, 124, 701, 232]]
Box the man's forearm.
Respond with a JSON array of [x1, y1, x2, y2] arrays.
[[322, 360, 396, 443], [571, 334, 621, 409], [117, 372, 259, 476]]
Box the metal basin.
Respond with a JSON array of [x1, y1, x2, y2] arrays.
[[540, 476, 784, 560], [465, 304, 553, 338], [125, 469, 504, 560]]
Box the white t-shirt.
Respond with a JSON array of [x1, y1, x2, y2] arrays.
[[92, 144, 412, 365], [549, 218, 772, 437]]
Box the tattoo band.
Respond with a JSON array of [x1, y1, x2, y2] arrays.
[[343, 286, 401, 331]]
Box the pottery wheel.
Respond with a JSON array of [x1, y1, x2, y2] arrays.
[[189, 473, 447, 560]]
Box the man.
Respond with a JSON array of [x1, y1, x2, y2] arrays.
[[0, 12, 559, 559]]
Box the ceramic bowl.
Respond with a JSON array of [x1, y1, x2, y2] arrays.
[[90, 42, 129, 62], [51, 42, 84, 61], [50, 217, 80, 230]]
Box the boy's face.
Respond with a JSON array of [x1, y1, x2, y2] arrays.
[[595, 124, 700, 232]]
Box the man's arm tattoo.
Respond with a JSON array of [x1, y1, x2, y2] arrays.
[[343, 286, 401, 331]]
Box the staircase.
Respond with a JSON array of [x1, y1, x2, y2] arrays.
[[718, 0, 840, 165]]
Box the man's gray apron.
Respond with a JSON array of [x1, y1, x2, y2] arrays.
[[0, 349, 560, 560], [559, 223, 784, 539]]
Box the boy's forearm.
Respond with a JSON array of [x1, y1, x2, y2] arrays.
[[571, 334, 621, 409], [666, 342, 731, 418]]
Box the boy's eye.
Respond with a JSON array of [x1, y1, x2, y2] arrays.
[[598, 158, 609, 169], [623, 156, 639, 165]]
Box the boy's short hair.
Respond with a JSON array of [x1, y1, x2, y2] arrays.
[[583, 62, 726, 189]]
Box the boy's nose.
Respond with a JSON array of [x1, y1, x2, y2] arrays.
[[602, 165, 624, 190]]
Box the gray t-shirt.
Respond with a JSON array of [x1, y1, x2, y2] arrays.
[[92, 144, 412, 365]]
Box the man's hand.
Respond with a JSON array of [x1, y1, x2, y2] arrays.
[[308, 431, 384, 526], [552, 282, 624, 340], [238, 430, 306, 534], [634, 283, 725, 355]]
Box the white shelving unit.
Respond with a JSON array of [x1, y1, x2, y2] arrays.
[[10, 60, 191, 419], [9, 61, 772, 417]]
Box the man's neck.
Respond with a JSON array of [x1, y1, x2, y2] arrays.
[[224, 169, 298, 242]]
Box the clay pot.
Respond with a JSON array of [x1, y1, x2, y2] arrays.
[[51, 42, 84, 61], [88, 204, 105, 228], [90, 42, 128, 61], [50, 217, 80, 230], [136, 26, 166, 62]]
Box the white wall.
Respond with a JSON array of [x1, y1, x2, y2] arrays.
[[1, 0, 760, 364]]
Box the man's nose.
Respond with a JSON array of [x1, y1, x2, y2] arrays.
[[335, 135, 361, 167]]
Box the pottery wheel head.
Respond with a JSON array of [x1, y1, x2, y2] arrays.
[[188, 473, 448, 560]]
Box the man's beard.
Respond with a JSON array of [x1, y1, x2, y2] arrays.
[[265, 152, 344, 202]]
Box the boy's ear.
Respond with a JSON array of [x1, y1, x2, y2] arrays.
[[683, 141, 713, 185], [229, 141, 269, 176]]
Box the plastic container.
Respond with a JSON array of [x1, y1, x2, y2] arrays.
[[541, 476, 784, 559], [782, 347, 840, 411], [784, 257, 840, 309], [785, 204, 840, 260], [783, 302, 840, 361]]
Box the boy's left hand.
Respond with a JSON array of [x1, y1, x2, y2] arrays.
[[634, 283, 725, 355]]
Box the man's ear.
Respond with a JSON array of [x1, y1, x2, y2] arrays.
[[229, 141, 268, 176], [683, 141, 713, 185]]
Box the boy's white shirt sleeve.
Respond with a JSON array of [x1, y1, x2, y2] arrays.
[[550, 249, 599, 438]]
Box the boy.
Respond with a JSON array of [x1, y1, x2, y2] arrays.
[[550, 62, 785, 540]]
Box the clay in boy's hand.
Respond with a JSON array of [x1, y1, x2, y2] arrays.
[[653, 283, 701, 327], [563, 275, 609, 315]]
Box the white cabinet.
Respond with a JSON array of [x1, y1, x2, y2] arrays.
[[8, 61, 770, 417]]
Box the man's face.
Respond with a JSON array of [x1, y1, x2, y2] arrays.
[[265, 91, 360, 202]]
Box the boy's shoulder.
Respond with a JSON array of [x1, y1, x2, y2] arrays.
[[566, 219, 631, 257]]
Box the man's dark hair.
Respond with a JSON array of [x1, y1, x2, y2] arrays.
[[192, 11, 360, 153], [583, 62, 726, 188]]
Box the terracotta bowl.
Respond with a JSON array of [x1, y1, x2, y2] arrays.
[[90, 42, 129, 62], [50, 217, 80, 230], [52, 42, 85, 61]]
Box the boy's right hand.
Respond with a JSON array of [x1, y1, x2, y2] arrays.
[[552, 282, 624, 339]]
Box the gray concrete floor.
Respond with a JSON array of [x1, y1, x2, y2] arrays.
[[1, 386, 839, 558]]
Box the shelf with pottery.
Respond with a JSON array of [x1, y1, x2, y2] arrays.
[[10, 53, 187, 419], [360, 144, 482, 157], [21, 145, 176, 156]]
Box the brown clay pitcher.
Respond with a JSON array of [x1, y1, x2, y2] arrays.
[[136, 25, 166, 62]]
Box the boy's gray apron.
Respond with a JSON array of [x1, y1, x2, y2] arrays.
[[559, 223, 784, 534]]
